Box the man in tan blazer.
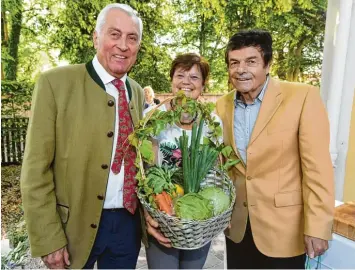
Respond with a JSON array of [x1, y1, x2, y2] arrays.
[[216, 29, 334, 269], [20, 3, 146, 269]]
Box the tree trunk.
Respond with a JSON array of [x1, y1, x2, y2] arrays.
[[1, 12, 9, 43], [5, 0, 23, 81], [1, 0, 9, 80], [276, 49, 286, 80], [286, 39, 305, 82], [199, 14, 205, 56]]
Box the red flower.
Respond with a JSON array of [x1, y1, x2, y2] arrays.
[[172, 149, 182, 159]]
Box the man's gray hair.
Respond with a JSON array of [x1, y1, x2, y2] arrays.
[[95, 3, 143, 43]]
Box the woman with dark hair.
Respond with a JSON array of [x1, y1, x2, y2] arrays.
[[143, 53, 222, 269]]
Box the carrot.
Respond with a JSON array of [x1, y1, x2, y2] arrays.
[[155, 191, 173, 215], [162, 191, 172, 206]]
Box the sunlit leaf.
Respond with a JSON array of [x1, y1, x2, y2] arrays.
[[221, 145, 233, 158], [139, 139, 154, 163], [223, 159, 240, 171]]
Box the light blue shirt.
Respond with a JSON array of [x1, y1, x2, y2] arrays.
[[233, 76, 269, 164]]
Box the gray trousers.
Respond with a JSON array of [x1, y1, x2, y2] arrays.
[[145, 236, 211, 269]]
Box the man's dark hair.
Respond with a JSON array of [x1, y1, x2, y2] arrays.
[[225, 29, 273, 67]]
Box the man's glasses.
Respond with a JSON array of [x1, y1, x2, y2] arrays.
[[173, 74, 202, 82]]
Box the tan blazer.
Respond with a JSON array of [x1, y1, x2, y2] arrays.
[[216, 78, 334, 258], [20, 62, 145, 268]]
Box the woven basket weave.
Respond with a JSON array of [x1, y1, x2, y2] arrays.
[[136, 96, 236, 249], [138, 168, 236, 250]]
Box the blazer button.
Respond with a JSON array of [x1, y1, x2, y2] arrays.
[[243, 202, 248, 207], [107, 131, 114, 137], [108, 100, 114, 107], [101, 164, 108, 169], [97, 195, 104, 200], [90, 224, 97, 229], [247, 176, 252, 180]]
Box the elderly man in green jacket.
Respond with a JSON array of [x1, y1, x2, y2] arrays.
[[21, 3, 146, 269]]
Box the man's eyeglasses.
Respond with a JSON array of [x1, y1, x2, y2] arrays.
[[173, 74, 202, 82]]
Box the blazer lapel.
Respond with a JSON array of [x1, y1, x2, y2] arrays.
[[249, 78, 282, 146], [225, 91, 246, 175]]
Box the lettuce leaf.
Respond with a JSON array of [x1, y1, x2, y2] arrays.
[[175, 193, 213, 220], [199, 187, 230, 215]]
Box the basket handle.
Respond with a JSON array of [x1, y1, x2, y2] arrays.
[[137, 96, 177, 181], [142, 96, 176, 128], [139, 95, 226, 177]]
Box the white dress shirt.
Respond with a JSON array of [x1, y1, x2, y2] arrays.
[[92, 55, 130, 209]]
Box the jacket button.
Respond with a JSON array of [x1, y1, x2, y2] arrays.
[[107, 131, 114, 137], [247, 176, 252, 180], [101, 164, 108, 169], [243, 202, 248, 207], [108, 100, 114, 107], [97, 195, 104, 200], [90, 224, 97, 229]]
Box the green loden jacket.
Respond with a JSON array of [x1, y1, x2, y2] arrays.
[[20, 61, 147, 269]]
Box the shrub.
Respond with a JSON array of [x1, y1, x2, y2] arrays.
[[1, 80, 33, 118], [1, 166, 24, 240]]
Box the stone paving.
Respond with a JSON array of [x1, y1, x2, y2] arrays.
[[1, 233, 226, 269]]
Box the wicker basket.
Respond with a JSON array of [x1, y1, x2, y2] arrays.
[[135, 96, 236, 249], [138, 168, 236, 249]]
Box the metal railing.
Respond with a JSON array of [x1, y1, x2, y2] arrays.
[[1, 117, 29, 165]]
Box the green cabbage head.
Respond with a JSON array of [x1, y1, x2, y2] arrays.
[[199, 187, 230, 215], [175, 193, 213, 220]]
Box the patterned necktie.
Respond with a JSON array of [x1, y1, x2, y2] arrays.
[[111, 79, 138, 214]]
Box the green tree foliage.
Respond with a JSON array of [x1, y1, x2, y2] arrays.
[[16, 0, 59, 82], [167, 0, 229, 93], [51, 0, 100, 64], [1, 81, 33, 118], [268, 1, 326, 84], [128, 0, 175, 93], [2, 0, 24, 81], [2, 0, 327, 94], [1, 0, 56, 118], [48, 0, 173, 92], [225, 0, 326, 85]]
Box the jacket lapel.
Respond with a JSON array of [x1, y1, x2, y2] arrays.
[[86, 60, 140, 126], [249, 78, 282, 146], [86, 60, 133, 100], [85, 61, 105, 90], [224, 91, 246, 175]]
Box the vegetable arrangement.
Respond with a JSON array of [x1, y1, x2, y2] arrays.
[[129, 92, 239, 222], [199, 187, 231, 215], [141, 164, 180, 215], [177, 119, 219, 194], [175, 193, 213, 220]]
